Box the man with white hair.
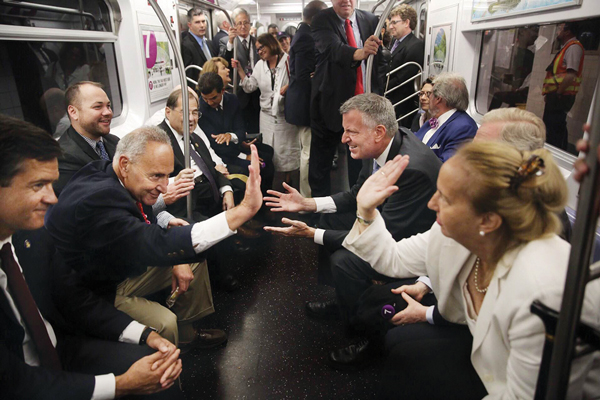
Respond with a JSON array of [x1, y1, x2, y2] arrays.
[[212, 11, 231, 51], [413, 72, 478, 161]]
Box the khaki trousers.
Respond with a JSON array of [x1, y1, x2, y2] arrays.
[[114, 261, 214, 346]]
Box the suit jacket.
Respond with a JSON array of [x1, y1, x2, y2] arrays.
[[54, 126, 119, 195], [45, 160, 200, 299], [212, 29, 228, 53], [414, 110, 478, 162], [284, 22, 315, 127], [198, 92, 246, 163], [344, 218, 600, 399], [323, 128, 440, 250], [385, 32, 424, 124], [220, 35, 260, 109], [181, 33, 215, 84], [0, 228, 133, 399], [311, 8, 381, 133]]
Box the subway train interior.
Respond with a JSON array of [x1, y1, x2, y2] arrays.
[[1, 0, 600, 398]]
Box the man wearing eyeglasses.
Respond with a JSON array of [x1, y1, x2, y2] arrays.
[[219, 7, 261, 134], [385, 4, 423, 127]]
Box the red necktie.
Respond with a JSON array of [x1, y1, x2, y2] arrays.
[[136, 202, 151, 224], [345, 19, 364, 95], [0, 243, 62, 370]]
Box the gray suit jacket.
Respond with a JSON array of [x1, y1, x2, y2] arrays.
[[220, 35, 260, 109]]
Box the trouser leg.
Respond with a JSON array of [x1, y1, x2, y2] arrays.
[[298, 125, 312, 198], [309, 118, 341, 197]]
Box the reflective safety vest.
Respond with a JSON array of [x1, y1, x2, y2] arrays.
[[542, 39, 584, 96]]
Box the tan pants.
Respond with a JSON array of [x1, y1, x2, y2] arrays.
[[114, 261, 214, 346], [298, 125, 312, 198]]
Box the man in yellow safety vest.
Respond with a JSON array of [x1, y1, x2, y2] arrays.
[[542, 21, 584, 151]]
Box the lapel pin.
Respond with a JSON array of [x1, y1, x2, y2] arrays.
[[24, 240, 31, 248]]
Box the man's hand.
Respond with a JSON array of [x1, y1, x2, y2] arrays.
[[225, 144, 262, 230], [114, 349, 182, 397], [573, 124, 595, 183], [162, 179, 195, 206], [222, 191, 235, 211], [215, 164, 229, 175], [212, 133, 232, 146], [264, 217, 316, 238], [264, 182, 316, 213], [280, 84, 289, 96], [172, 264, 194, 293], [391, 281, 430, 302], [167, 218, 189, 228], [175, 168, 195, 182], [145, 332, 176, 357], [241, 139, 257, 151], [353, 35, 382, 61], [390, 292, 428, 326], [228, 26, 238, 43]]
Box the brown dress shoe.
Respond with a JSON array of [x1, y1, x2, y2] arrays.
[[180, 329, 228, 353]]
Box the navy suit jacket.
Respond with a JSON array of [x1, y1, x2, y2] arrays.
[[414, 110, 478, 162], [0, 228, 133, 399], [212, 30, 228, 53], [182, 33, 215, 84], [285, 22, 315, 127], [45, 160, 201, 300], [323, 128, 441, 250], [198, 92, 246, 163], [54, 126, 119, 196], [311, 8, 381, 134]]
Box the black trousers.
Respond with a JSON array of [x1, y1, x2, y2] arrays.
[[60, 335, 184, 400], [242, 92, 261, 135], [543, 93, 576, 151], [379, 323, 487, 400]]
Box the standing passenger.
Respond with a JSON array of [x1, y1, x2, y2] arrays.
[[181, 8, 215, 86], [212, 11, 231, 52]]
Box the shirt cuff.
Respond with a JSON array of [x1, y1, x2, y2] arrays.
[[313, 196, 337, 213], [229, 133, 239, 144], [426, 306, 435, 325], [92, 374, 116, 400], [191, 211, 236, 253], [152, 195, 166, 213], [156, 211, 175, 230], [118, 321, 146, 344], [227, 41, 233, 51], [416, 276, 433, 292], [237, 152, 248, 160], [220, 186, 233, 195], [314, 229, 325, 245]]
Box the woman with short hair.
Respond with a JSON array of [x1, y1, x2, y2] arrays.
[[199, 56, 231, 88]]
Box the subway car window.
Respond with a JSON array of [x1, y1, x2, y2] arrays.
[[0, 41, 122, 138], [0, 0, 112, 32], [476, 18, 600, 154]]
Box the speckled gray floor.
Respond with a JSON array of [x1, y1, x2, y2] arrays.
[[179, 145, 380, 399]]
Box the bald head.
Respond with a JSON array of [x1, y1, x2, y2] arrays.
[[303, 0, 327, 23]]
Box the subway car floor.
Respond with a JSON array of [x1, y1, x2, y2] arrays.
[[179, 145, 382, 399]]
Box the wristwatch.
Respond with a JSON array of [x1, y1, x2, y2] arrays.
[[139, 326, 158, 345], [356, 211, 375, 226]]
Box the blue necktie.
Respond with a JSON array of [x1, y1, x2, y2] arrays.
[[372, 160, 380, 175], [391, 40, 399, 53], [96, 141, 110, 161]]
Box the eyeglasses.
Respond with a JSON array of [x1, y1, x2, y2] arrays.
[[389, 19, 404, 26], [236, 21, 251, 27], [172, 108, 201, 118], [418, 91, 433, 98], [256, 45, 266, 53]]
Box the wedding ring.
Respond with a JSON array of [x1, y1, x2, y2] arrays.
[[380, 171, 386, 176]]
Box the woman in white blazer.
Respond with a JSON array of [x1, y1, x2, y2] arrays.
[[342, 141, 600, 399]]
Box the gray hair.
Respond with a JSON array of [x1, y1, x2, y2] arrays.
[[432, 72, 469, 111], [481, 108, 546, 151], [114, 126, 172, 164], [214, 11, 229, 29], [340, 94, 398, 138], [187, 7, 207, 23], [232, 7, 250, 22]]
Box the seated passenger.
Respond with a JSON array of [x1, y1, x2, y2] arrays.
[[342, 141, 599, 399], [264, 94, 441, 368], [197, 72, 275, 195], [45, 126, 263, 349], [413, 72, 478, 161], [0, 115, 183, 399], [410, 78, 433, 133], [199, 56, 232, 89]]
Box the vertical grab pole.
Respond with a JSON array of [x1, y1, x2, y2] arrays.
[[148, 0, 193, 219], [544, 76, 600, 399]]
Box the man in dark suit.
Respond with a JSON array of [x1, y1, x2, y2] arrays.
[[212, 11, 230, 52], [46, 125, 264, 349], [385, 4, 424, 127], [285, 0, 327, 197], [197, 72, 275, 195], [414, 73, 478, 162], [310, 0, 382, 196], [219, 7, 261, 134], [182, 8, 215, 86], [0, 115, 183, 399], [264, 94, 440, 368]]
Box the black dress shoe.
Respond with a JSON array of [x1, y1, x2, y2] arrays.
[[180, 329, 228, 353], [328, 338, 376, 371], [217, 274, 240, 292], [305, 299, 340, 320]]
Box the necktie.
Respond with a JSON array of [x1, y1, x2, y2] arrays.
[[242, 38, 249, 51], [345, 19, 363, 95], [201, 38, 212, 61], [96, 141, 110, 161], [0, 243, 62, 370], [429, 117, 439, 130], [136, 202, 151, 224], [390, 39, 399, 53], [372, 160, 380, 175], [185, 139, 220, 204]]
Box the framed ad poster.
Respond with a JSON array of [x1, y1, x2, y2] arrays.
[[471, 0, 583, 22], [140, 25, 174, 103], [430, 23, 452, 75]]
